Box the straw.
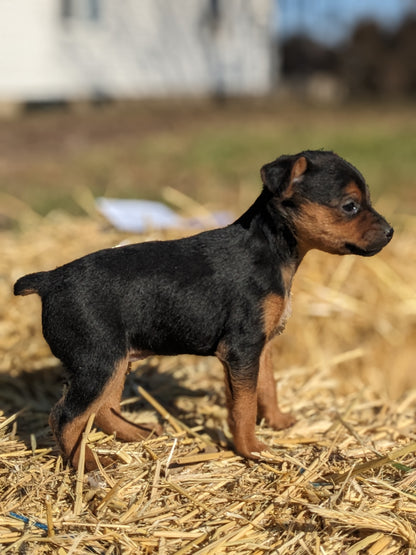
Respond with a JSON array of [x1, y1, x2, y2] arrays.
[[74, 412, 95, 515], [2, 213, 416, 553]]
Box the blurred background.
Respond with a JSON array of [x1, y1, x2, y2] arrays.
[[1, 0, 416, 401], [0, 0, 415, 220]]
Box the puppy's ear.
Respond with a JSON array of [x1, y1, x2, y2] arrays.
[[261, 155, 307, 197]]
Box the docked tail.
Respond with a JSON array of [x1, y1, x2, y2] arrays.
[[14, 271, 49, 297]]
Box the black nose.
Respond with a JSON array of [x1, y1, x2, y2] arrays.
[[385, 226, 394, 241]]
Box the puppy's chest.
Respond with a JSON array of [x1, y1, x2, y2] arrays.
[[262, 292, 292, 340]]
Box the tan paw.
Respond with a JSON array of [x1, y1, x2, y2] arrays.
[[234, 437, 269, 460], [267, 411, 296, 430]]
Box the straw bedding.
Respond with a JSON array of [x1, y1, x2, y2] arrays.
[[1, 210, 416, 554]]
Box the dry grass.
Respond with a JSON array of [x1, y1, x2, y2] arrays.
[[1, 205, 416, 554]]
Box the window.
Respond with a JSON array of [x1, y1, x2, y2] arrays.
[[61, 0, 101, 22]]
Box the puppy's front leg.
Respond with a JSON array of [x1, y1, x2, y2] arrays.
[[257, 343, 296, 430], [220, 361, 267, 458]]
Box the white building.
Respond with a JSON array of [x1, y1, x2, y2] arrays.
[[0, 0, 276, 103]]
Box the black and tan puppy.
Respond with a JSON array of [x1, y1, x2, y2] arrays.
[[14, 150, 393, 470]]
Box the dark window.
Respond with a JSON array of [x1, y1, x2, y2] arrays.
[[61, 0, 101, 22]]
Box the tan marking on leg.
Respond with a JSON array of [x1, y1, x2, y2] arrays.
[[220, 361, 267, 459], [262, 293, 291, 340], [50, 395, 109, 471], [281, 263, 296, 292], [51, 356, 160, 471], [257, 343, 296, 430], [262, 293, 284, 339], [95, 358, 161, 441]]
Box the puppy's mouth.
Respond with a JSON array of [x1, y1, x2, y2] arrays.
[[345, 243, 382, 257], [345, 223, 394, 257]]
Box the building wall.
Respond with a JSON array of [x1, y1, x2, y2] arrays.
[[0, 0, 275, 101], [0, 0, 59, 99]]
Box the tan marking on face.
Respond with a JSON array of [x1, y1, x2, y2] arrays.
[[294, 201, 383, 256], [344, 181, 364, 203], [262, 293, 290, 340], [294, 203, 341, 255]]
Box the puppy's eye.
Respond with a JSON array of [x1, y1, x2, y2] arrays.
[[342, 200, 360, 215]]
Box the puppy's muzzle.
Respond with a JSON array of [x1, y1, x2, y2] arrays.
[[347, 213, 394, 257]]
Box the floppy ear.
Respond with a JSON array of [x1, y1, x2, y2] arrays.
[[261, 154, 307, 197]]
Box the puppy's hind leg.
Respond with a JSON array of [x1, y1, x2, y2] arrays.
[[49, 375, 114, 472], [94, 357, 162, 442], [50, 356, 161, 471]]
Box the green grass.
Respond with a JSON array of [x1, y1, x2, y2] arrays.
[[1, 100, 415, 217]]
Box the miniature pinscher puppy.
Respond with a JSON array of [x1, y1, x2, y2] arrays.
[[14, 150, 393, 470]]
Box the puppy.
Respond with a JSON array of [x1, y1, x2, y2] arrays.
[[14, 150, 393, 470]]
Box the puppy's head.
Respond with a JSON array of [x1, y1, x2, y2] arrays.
[[261, 150, 393, 257]]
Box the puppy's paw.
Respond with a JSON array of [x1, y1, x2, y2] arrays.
[[234, 437, 269, 460], [71, 446, 116, 472], [267, 411, 296, 430]]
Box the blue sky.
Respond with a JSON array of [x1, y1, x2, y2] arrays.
[[277, 0, 416, 44]]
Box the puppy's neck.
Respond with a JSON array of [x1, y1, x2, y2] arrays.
[[233, 188, 302, 270]]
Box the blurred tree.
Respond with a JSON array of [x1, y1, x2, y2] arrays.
[[281, 15, 416, 100]]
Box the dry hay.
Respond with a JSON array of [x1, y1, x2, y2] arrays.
[[1, 208, 416, 554]]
